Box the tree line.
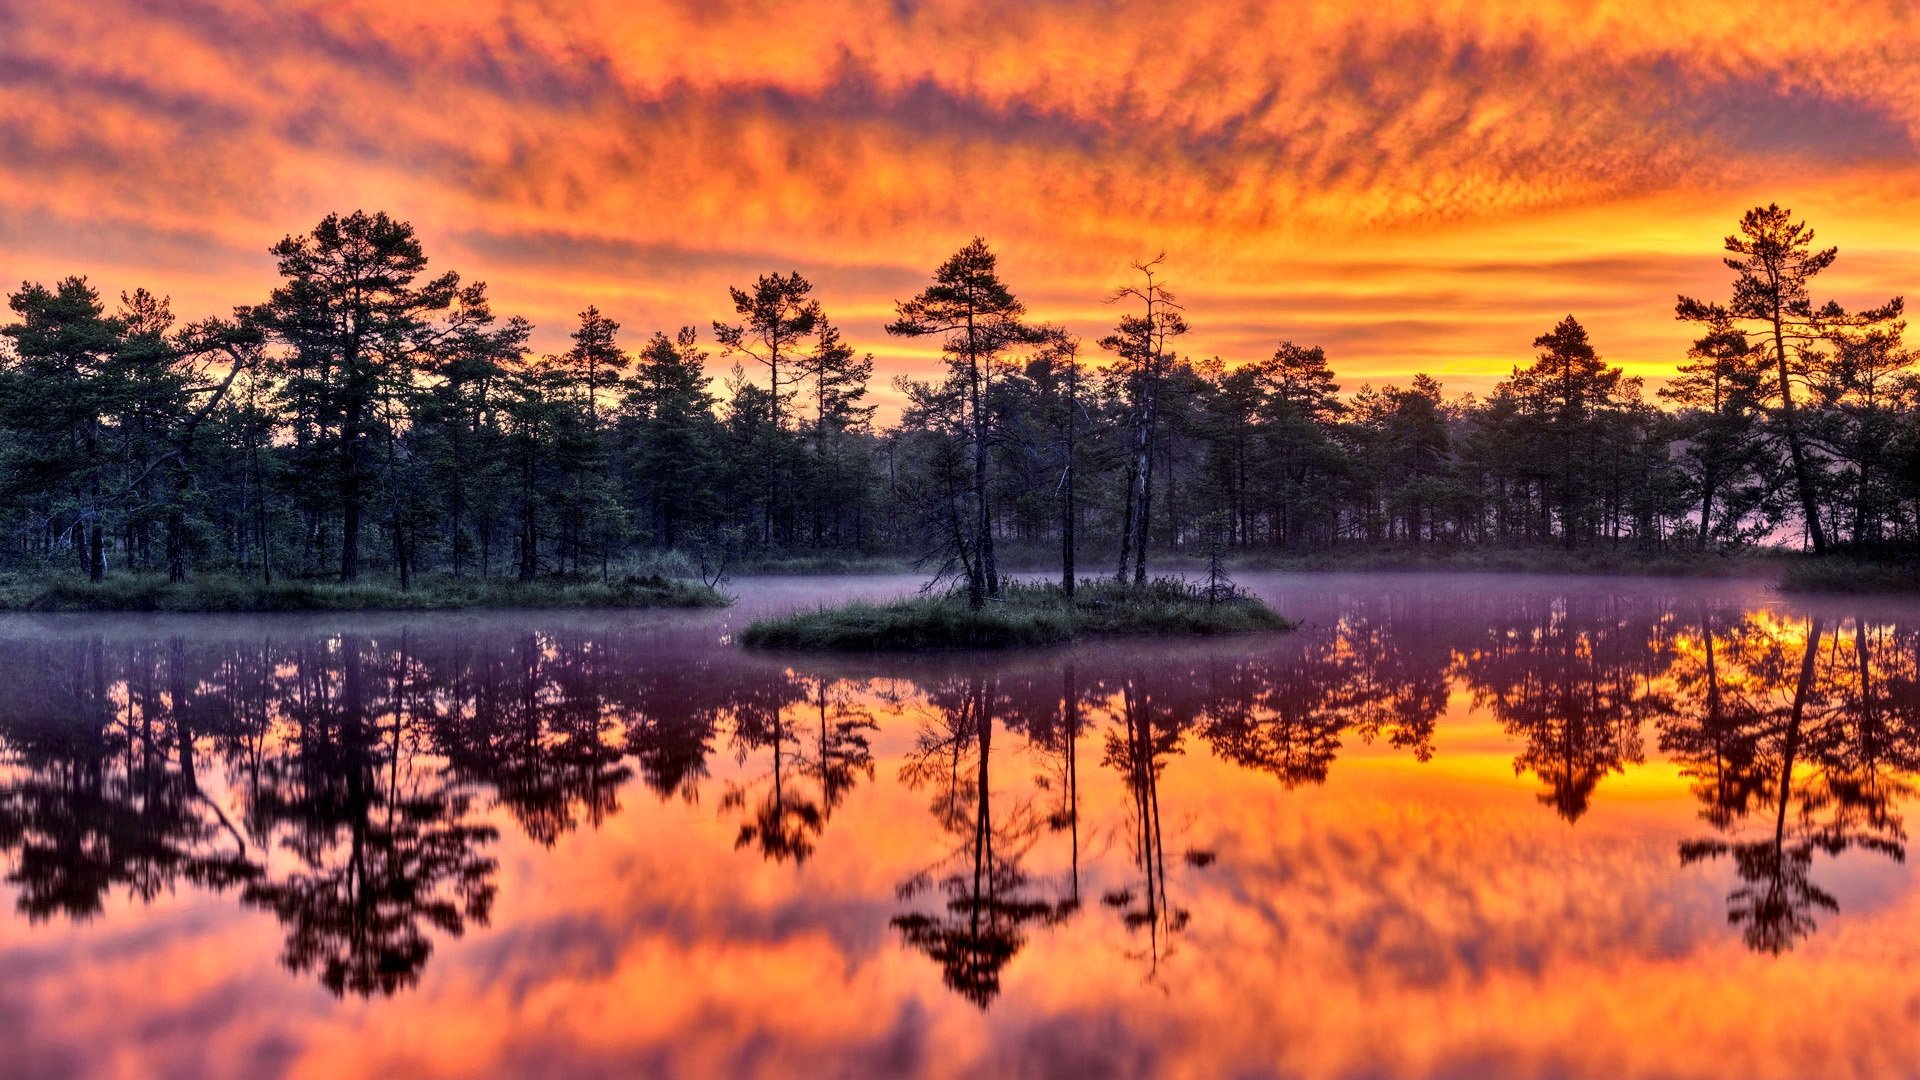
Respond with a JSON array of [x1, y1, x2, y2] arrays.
[[2, 203, 1911, 592]]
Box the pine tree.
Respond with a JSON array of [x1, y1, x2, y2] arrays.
[[714, 273, 819, 546], [1661, 313, 1766, 549], [888, 239, 1040, 607], [257, 210, 469, 581], [624, 328, 720, 550], [1677, 205, 1904, 554], [1100, 255, 1188, 584]]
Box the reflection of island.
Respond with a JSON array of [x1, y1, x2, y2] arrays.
[[0, 640, 258, 922], [0, 635, 507, 995]]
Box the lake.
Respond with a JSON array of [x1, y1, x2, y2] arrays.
[[2, 572, 1918, 1079]]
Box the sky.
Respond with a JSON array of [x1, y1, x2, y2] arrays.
[[4, 0, 1919, 414]]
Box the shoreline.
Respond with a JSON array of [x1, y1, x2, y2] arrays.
[[0, 573, 729, 613], [0, 548, 1912, 613]]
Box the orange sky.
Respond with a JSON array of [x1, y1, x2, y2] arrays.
[[4, 0, 1919, 412]]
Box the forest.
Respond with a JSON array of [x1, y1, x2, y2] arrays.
[[1, 203, 1913, 593]]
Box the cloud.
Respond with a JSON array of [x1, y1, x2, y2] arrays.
[[2, 0, 1917, 407]]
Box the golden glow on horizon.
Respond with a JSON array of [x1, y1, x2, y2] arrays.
[[3, 1, 1920, 415]]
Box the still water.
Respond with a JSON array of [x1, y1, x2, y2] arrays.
[[3, 573, 1919, 1079]]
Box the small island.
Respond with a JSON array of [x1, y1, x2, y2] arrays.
[[740, 578, 1292, 651]]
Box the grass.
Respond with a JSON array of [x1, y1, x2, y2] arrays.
[[0, 572, 729, 612], [739, 577, 1293, 651], [727, 552, 917, 575], [1775, 559, 1920, 595]]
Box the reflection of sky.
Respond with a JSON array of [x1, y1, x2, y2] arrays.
[[2, 574, 1919, 1077], [5, 2, 1920, 415]]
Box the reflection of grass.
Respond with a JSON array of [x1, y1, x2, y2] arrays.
[[1776, 559, 1920, 594], [0, 573, 728, 612], [740, 578, 1292, 651]]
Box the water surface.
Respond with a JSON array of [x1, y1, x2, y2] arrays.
[[3, 573, 1918, 1079]]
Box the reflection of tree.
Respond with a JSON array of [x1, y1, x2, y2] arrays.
[[806, 677, 876, 824], [1669, 615, 1916, 953], [1338, 603, 1449, 761], [1198, 604, 1448, 787], [1659, 611, 1769, 829], [1101, 679, 1204, 975], [624, 664, 722, 801], [0, 639, 257, 921], [893, 672, 1069, 1008], [240, 638, 497, 996], [722, 670, 821, 863], [431, 633, 631, 846], [1456, 597, 1662, 822], [1200, 649, 1345, 788], [1040, 662, 1085, 910]]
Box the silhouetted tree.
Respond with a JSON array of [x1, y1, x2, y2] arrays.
[[1677, 205, 1904, 554], [1101, 256, 1189, 583], [714, 273, 820, 545], [258, 210, 491, 581], [888, 240, 1041, 607]]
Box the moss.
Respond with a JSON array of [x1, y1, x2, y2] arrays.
[[739, 577, 1292, 651], [0, 572, 728, 612]]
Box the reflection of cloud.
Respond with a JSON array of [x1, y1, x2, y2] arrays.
[[5, 756, 1918, 1079], [3, 0, 1920, 405]]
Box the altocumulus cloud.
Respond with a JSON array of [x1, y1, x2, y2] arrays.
[[3, 0, 1919, 404]]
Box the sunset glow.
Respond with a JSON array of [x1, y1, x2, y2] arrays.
[[9, 14, 1920, 1072], [8, 1, 1919, 409]]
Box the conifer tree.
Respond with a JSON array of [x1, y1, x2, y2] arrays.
[[888, 239, 1040, 607], [1677, 205, 1904, 554]]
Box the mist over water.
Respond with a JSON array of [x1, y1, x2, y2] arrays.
[[2, 573, 1918, 1079]]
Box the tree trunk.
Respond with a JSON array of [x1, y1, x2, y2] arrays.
[[1697, 467, 1718, 552], [1061, 377, 1076, 598], [1129, 393, 1154, 585], [765, 346, 780, 547], [88, 517, 104, 582], [973, 364, 998, 601], [1770, 318, 1827, 554]]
